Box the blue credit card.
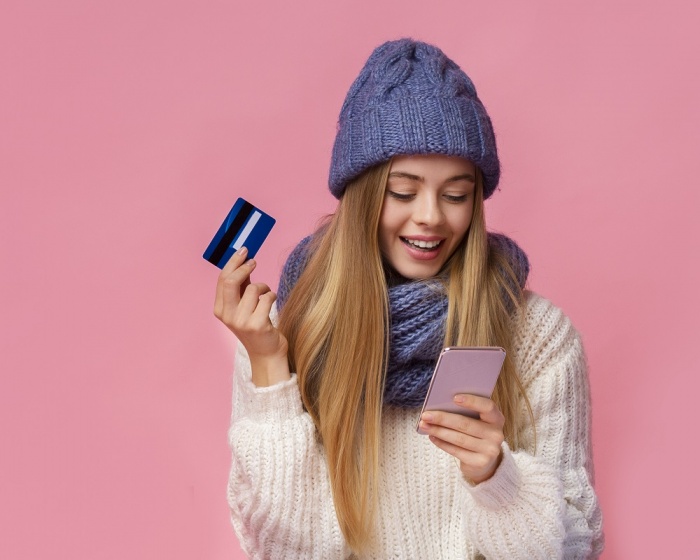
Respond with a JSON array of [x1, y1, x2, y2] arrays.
[[203, 198, 276, 268]]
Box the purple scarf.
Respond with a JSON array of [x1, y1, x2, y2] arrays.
[[277, 233, 528, 408]]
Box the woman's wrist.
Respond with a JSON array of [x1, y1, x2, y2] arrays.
[[463, 448, 503, 485], [249, 352, 291, 387]]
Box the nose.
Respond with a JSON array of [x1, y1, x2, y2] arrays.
[[412, 193, 444, 227]]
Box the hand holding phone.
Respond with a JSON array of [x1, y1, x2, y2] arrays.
[[416, 347, 505, 434]]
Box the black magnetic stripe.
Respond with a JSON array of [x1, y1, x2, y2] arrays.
[[208, 201, 255, 265]]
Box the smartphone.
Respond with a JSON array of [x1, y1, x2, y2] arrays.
[[416, 346, 506, 434]]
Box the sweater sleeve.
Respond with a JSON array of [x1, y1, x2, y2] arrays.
[[226, 310, 350, 559], [463, 293, 604, 559]]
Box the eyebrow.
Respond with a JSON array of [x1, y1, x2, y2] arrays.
[[388, 171, 476, 183]]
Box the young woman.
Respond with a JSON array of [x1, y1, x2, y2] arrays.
[[215, 39, 604, 559]]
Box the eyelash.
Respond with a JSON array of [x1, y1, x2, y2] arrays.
[[387, 191, 414, 201], [387, 191, 469, 203]]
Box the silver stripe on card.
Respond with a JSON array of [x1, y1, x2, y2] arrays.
[[232, 210, 262, 250]]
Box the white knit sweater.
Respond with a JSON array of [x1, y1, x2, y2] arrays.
[[227, 292, 604, 559]]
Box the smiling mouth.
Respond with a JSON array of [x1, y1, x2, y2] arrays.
[[400, 237, 444, 251]]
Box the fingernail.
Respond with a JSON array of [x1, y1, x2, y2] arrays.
[[454, 395, 464, 404], [247, 259, 256, 269], [237, 246, 248, 257], [422, 412, 433, 422]]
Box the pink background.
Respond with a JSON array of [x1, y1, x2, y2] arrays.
[[2, 1, 698, 558]]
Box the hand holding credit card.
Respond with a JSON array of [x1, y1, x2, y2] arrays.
[[203, 198, 276, 268]]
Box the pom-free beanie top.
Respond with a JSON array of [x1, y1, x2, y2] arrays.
[[329, 38, 500, 199]]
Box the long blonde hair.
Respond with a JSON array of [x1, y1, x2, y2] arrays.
[[278, 160, 533, 553]]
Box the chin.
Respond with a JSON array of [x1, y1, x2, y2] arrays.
[[393, 262, 442, 280]]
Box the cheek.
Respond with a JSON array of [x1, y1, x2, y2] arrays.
[[447, 206, 473, 242]]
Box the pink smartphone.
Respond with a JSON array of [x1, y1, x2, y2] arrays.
[[416, 347, 506, 434]]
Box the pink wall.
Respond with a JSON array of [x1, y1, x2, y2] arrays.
[[2, 1, 698, 558]]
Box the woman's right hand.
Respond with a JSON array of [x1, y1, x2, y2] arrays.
[[214, 247, 291, 387]]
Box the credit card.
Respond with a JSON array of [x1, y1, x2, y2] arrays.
[[203, 198, 276, 268]]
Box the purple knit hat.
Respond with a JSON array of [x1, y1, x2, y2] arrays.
[[329, 39, 500, 199]]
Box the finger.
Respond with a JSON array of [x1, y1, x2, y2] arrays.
[[221, 246, 249, 274], [420, 410, 494, 440], [453, 394, 505, 426], [214, 247, 249, 315], [237, 282, 272, 320], [428, 435, 501, 480], [428, 433, 484, 462], [251, 290, 277, 323], [219, 259, 257, 314], [419, 420, 502, 454]]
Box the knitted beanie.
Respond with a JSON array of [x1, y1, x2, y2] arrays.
[[329, 38, 500, 199]]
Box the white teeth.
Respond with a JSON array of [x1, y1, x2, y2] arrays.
[[404, 238, 441, 249]]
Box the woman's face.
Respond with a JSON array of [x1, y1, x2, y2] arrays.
[[378, 154, 476, 280]]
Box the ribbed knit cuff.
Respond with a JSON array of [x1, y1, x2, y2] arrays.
[[237, 374, 305, 424], [465, 442, 521, 510]]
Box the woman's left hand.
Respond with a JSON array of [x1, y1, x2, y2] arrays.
[[419, 394, 505, 484]]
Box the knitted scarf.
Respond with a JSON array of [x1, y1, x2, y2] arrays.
[[276, 233, 529, 408]]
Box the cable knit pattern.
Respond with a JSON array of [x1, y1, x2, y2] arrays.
[[383, 280, 448, 406], [328, 39, 501, 199], [227, 293, 604, 559]]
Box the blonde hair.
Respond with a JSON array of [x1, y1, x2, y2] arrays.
[[278, 161, 534, 553]]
